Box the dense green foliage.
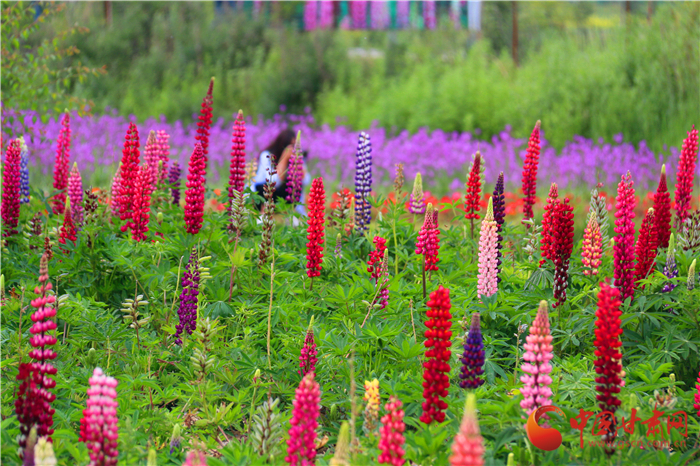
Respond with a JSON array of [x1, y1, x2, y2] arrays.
[[1, 186, 699, 465], [26, 1, 700, 151], [0, 2, 105, 125]]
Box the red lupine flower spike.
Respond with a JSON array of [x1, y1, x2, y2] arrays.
[[306, 177, 326, 278], [653, 164, 672, 248], [521, 120, 541, 223], [195, 77, 215, 167], [593, 281, 625, 451], [552, 198, 574, 308], [130, 165, 154, 241], [117, 122, 141, 230], [420, 285, 452, 425], [674, 125, 698, 228], [634, 208, 658, 288], [52, 113, 71, 214], [2, 139, 22, 237], [14, 252, 57, 458], [464, 151, 483, 221], [184, 143, 206, 235], [58, 198, 78, 252], [613, 172, 636, 302], [228, 110, 247, 198], [539, 182, 559, 266]]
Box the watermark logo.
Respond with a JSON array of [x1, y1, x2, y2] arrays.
[[526, 405, 564, 451]]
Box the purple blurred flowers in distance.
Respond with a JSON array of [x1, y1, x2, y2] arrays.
[[3, 109, 685, 192]]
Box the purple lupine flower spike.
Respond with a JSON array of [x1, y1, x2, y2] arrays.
[[492, 172, 505, 282], [19, 137, 30, 204], [175, 247, 200, 344], [662, 233, 678, 293], [353, 132, 372, 233], [459, 313, 485, 389], [169, 161, 182, 205]]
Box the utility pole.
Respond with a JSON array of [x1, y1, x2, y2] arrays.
[[512, 1, 519, 67], [647, 1, 653, 24]]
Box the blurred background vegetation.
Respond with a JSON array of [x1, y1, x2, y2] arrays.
[[3, 1, 699, 151]]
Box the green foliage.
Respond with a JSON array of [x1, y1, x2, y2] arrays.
[[27, 2, 700, 152], [0, 1, 105, 124], [1, 183, 699, 465]]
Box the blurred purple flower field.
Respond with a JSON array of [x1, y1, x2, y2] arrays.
[[4, 109, 684, 192]]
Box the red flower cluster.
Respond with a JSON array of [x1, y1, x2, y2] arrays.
[[15, 253, 57, 457], [539, 182, 559, 266], [306, 177, 326, 278], [196, 77, 214, 165], [416, 205, 440, 272], [420, 285, 452, 425], [593, 282, 624, 415], [674, 125, 698, 228], [521, 120, 541, 222], [2, 139, 21, 237], [118, 122, 141, 229], [464, 151, 482, 220], [58, 199, 78, 252], [228, 110, 247, 198], [653, 165, 671, 248], [633, 208, 658, 287], [551, 198, 574, 308], [184, 143, 206, 234], [52, 113, 71, 214], [368, 236, 388, 281], [130, 165, 153, 241], [614, 172, 636, 302]]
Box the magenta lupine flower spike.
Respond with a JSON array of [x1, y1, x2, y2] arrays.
[[459, 313, 485, 389], [285, 373, 321, 466], [83, 367, 119, 466], [286, 131, 304, 204], [298, 317, 318, 377], [156, 130, 171, 183], [613, 171, 636, 302], [68, 163, 84, 228], [378, 396, 406, 466], [415, 203, 440, 272], [477, 197, 498, 299], [449, 394, 485, 466], [14, 252, 57, 456], [520, 301, 554, 416], [52, 112, 71, 215]]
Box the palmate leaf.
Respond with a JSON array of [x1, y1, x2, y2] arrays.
[[524, 266, 553, 290]]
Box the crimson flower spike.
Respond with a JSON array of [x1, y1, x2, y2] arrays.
[[613, 172, 636, 302], [195, 77, 215, 169], [14, 252, 57, 457], [653, 165, 672, 248], [593, 281, 625, 455], [52, 112, 71, 214], [521, 120, 541, 224], [673, 125, 698, 229]]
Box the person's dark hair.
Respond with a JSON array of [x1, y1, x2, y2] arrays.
[[263, 129, 296, 164]]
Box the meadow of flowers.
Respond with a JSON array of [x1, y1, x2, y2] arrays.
[[1, 81, 700, 466]]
